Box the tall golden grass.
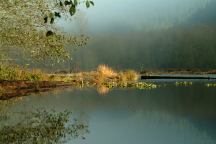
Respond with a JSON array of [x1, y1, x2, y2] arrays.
[[97, 65, 117, 78], [121, 70, 139, 81]]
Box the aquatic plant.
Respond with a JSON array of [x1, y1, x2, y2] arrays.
[[133, 82, 157, 90], [206, 83, 216, 87], [97, 82, 157, 94], [118, 82, 157, 90], [175, 81, 193, 86]]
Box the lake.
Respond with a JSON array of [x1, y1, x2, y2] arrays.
[[0, 81, 216, 144]]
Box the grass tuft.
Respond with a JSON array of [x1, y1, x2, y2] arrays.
[[97, 65, 117, 78], [118, 70, 139, 83]]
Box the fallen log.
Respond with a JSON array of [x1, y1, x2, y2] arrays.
[[141, 75, 216, 80]]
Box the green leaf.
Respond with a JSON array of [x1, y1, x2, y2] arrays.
[[60, 1, 63, 6], [50, 17, 54, 24], [90, 1, 94, 6], [44, 16, 48, 23], [69, 5, 76, 16], [74, 0, 78, 6], [54, 12, 61, 18], [65, 0, 72, 6], [86, 1, 90, 8]]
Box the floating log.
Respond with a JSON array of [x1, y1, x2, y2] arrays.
[[141, 75, 216, 80]]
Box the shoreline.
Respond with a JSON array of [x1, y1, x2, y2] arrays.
[[1, 72, 216, 100], [0, 80, 74, 100], [1, 64, 216, 100]]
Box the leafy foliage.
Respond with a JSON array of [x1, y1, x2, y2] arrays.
[[0, 109, 89, 143], [0, 0, 94, 64]]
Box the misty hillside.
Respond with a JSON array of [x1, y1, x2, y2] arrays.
[[183, 0, 216, 26], [11, 0, 216, 71], [72, 1, 216, 71], [73, 25, 216, 71]]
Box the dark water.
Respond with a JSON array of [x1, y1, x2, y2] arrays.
[[1, 82, 216, 144]]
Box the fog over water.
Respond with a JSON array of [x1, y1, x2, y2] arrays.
[[62, 0, 215, 70]]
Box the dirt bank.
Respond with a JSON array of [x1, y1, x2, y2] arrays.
[[0, 81, 73, 100]]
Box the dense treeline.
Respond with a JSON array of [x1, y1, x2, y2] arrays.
[[71, 25, 216, 70]]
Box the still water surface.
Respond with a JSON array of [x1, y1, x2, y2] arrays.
[[1, 81, 216, 144]]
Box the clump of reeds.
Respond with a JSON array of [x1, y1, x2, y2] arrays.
[[97, 65, 117, 78], [122, 70, 139, 81], [117, 70, 139, 84], [94, 65, 140, 85], [93, 65, 117, 85]]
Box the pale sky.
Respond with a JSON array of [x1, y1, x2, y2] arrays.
[[61, 0, 211, 34]]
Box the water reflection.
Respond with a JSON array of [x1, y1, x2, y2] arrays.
[[0, 82, 216, 144], [97, 85, 110, 95], [0, 100, 89, 144]]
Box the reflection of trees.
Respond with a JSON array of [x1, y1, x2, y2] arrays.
[[0, 103, 9, 121], [0, 99, 19, 121], [0, 109, 89, 144]]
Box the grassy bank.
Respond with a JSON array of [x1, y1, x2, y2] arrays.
[[0, 64, 47, 81], [0, 64, 157, 97]]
